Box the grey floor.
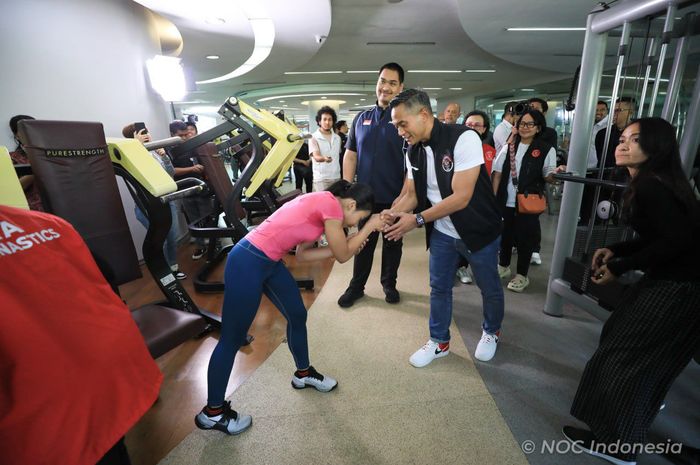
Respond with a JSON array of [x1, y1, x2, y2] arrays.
[[452, 212, 700, 465]]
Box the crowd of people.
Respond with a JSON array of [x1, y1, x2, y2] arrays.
[[5, 61, 699, 465]]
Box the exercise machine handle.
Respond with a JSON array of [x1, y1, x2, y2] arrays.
[[286, 133, 312, 142], [160, 177, 206, 203], [144, 136, 183, 152]]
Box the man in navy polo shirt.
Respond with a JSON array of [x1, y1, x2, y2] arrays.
[[338, 62, 406, 307], [383, 89, 505, 364]]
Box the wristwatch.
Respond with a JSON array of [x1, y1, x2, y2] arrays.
[[415, 213, 425, 228]]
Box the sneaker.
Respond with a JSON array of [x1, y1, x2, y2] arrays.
[[507, 274, 530, 293], [530, 252, 542, 265], [409, 340, 450, 368], [384, 287, 400, 304], [174, 271, 187, 280], [456, 267, 472, 284], [337, 288, 365, 308], [562, 426, 637, 465], [498, 265, 511, 279], [194, 401, 252, 435], [291, 365, 337, 392], [474, 330, 500, 362], [191, 248, 206, 260]]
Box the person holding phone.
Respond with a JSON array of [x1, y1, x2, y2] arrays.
[[122, 122, 187, 279], [563, 118, 700, 465]]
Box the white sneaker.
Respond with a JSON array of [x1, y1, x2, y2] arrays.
[[474, 330, 500, 362], [456, 267, 472, 284], [498, 265, 511, 279], [530, 252, 542, 265], [194, 401, 252, 435], [291, 366, 337, 392], [409, 340, 449, 368]]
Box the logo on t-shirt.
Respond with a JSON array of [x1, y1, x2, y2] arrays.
[[532, 149, 542, 158], [441, 153, 454, 172], [0, 220, 61, 256], [363, 119, 372, 126]]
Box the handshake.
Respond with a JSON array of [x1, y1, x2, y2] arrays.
[[363, 210, 419, 241]]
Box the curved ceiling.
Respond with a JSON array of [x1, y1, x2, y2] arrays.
[[134, 0, 683, 121]]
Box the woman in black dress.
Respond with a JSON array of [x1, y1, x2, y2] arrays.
[[563, 117, 700, 465]]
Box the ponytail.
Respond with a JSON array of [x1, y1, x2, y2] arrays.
[[326, 180, 374, 211]]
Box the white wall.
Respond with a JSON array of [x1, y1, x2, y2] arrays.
[[1, 0, 174, 258]]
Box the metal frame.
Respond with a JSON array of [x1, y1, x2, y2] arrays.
[[544, 0, 696, 318]]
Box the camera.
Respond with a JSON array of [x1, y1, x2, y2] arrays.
[[507, 100, 531, 116]]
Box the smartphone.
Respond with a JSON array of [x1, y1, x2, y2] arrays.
[[134, 122, 148, 134]]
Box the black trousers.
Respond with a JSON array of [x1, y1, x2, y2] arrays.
[[294, 165, 313, 193], [571, 279, 700, 461], [348, 203, 403, 292], [97, 437, 131, 465], [498, 207, 540, 277]]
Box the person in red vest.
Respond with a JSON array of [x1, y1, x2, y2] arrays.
[[0, 205, 163, 465]]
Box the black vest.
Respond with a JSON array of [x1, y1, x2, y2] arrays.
[[496, 137, 552, 211], [408, 120, 502, 252]]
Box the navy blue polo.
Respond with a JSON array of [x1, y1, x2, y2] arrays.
[[347, 103, 405, 205]]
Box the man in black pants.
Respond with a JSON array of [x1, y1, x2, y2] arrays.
[[338, 62, 406, 307]]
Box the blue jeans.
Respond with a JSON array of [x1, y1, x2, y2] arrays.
[[428, 229, 504, 342], [207, 239, 310, 406], [135, 203, 179, 268]]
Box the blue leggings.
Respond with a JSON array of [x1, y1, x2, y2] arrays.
[[206, 239, 309, 406]]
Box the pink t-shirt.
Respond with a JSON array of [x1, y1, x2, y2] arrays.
[[246, 191, 343, 261]]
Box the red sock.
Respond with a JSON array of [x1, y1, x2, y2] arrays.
[[438, 342, 449, 351], [205, 405, 223, 416], [296, 369, 310, 377]]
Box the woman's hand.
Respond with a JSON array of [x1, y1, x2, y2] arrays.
[[591, 264, 615, 285], [591, 248, 614, 273], [365, 213, 385, 231], [134, 129, 151, 144], [379, 209, 396, 227]]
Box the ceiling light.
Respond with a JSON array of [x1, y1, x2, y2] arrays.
[[449, 88, 462, 90], [279, 100, 285, 103], [346, 70, 376, 74], [146, 55, 186, 101], [423, 87, 442, 90], [360, 98, 366, 101], [284, 71, 342, 75], [465, 69, 496, 73], [197, 12, 275, 84], [506, 27, 586, 31], [321, 96, 327, 99], [205, 55, 220, 60], [257, 93, 365, 102], [521, 88, 535, 91], [301, 100, 346, 105], [408, 70, 461, 73]]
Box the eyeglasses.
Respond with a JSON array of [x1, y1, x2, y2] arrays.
[[465, 122, 484, 128], [518, 121, 537, 129]]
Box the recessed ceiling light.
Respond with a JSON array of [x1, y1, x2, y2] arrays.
[[449, 88, 463, 90], [521, 88, 535, 91], [321, 96, 327, 99], [205, 55, 220, 60], [279, 100, 285, 103], [465, 69, 496, 73], [423, 87, 442, 90], [506, 27, 585, 31], [284, 71, 343, 75], [360, 98, 366, 101], [408, 70, 461, 73]]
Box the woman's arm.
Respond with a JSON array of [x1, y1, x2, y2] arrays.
[[325, 216, 383, 263]]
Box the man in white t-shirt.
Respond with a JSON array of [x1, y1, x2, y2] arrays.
[[309, 106, 342, 192], [382, 89, 505, 365]]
